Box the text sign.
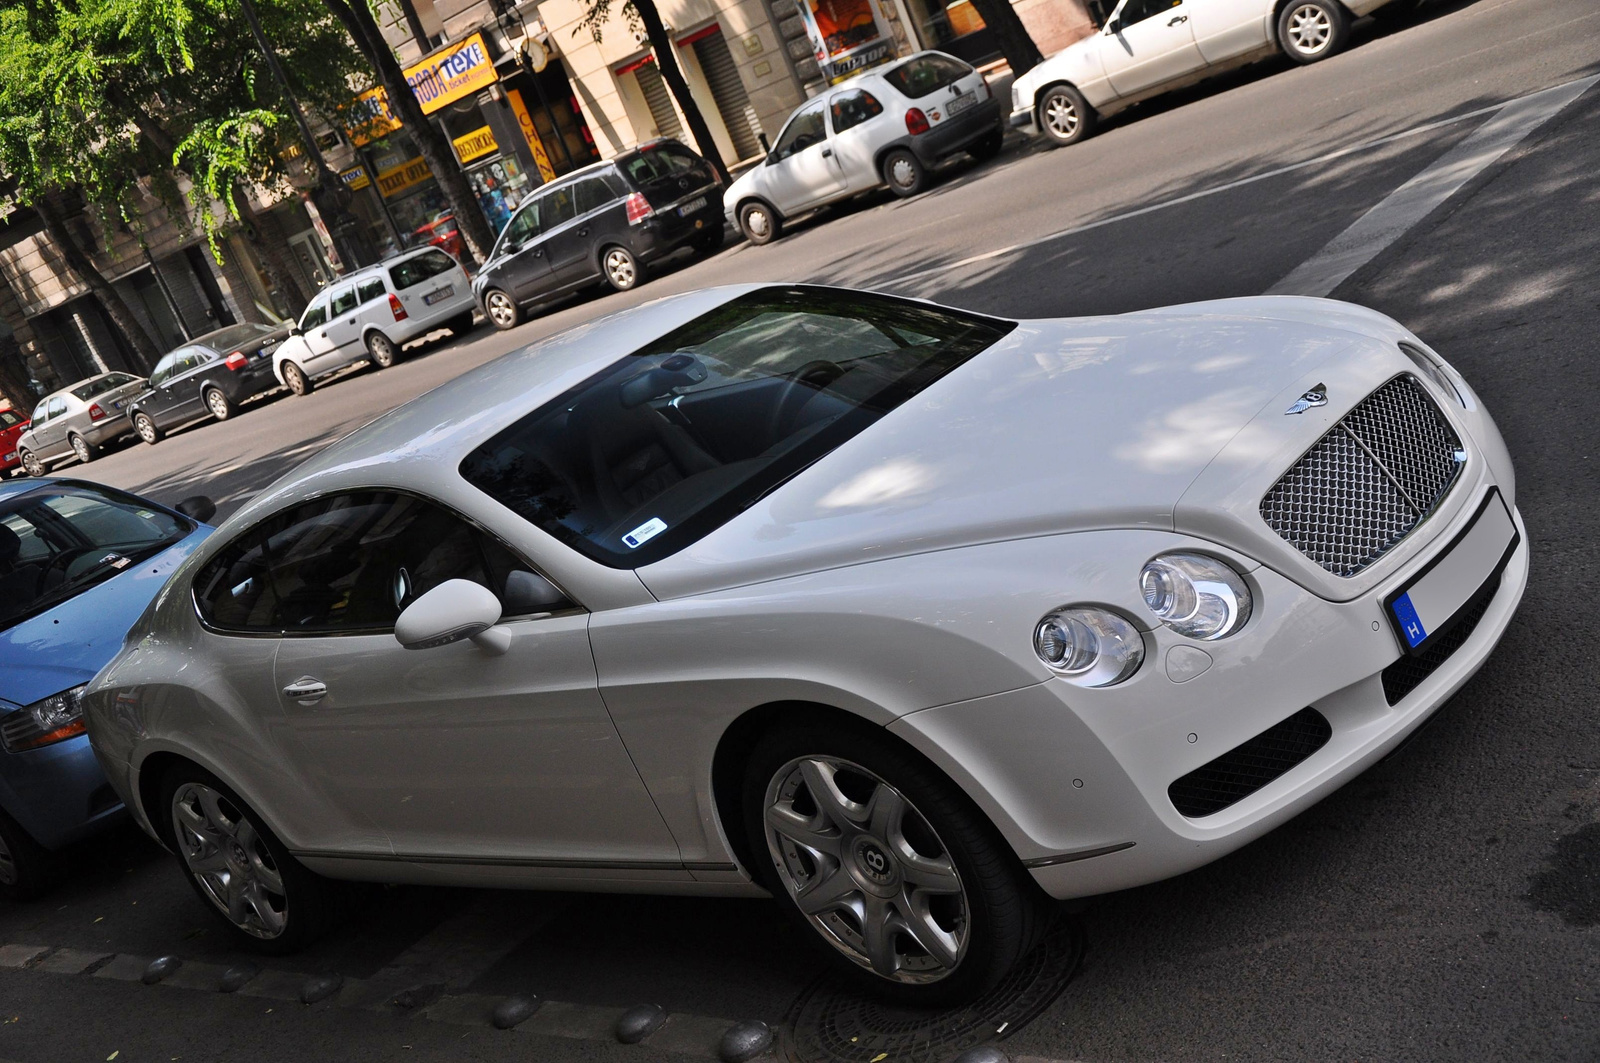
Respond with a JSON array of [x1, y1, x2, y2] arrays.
[[405, 32, 499, 115]]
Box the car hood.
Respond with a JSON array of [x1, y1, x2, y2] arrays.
[[0, 527, 209, 708], [639, 297, 1397, 599]]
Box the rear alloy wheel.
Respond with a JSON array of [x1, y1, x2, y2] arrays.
[[1279, 0, 1349, 62], [0, 806, 56, 901], [881, 148, 927, 198], [281, 361, 313, 397], [739, 201, 782, 246], [203, 387, 235, 421], [164, 766, 344, 954], [601, 245, 644, 292], [133, 412, 162, 445], [483, 289, 522, 331], [18, 449, 44, 478], [366, 332, 400, 369], [1038, 84, 1096, 147], [744, 725, 1046, 1005], [69, 433, 98, 465]]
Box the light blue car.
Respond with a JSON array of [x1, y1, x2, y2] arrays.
[[0, 477, 211, 899]]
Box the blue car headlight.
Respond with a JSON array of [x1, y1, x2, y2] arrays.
[[1, 685, 88, 752]]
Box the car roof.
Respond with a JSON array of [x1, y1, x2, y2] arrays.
[[36, 373, 125, 402]]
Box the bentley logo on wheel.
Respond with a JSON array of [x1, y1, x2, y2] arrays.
[[1285, 384, 1328, 415]]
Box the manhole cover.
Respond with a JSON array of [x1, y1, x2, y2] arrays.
[[782, 917, 1084, 1063]]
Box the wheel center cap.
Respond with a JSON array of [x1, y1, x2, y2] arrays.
[[230, 842, 248, 865], [851, 836, 897, 889]]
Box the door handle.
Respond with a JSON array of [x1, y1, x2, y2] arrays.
[[282, 676, 327, 705], [1168, 13, 1187, 23], [821, 148, 833, 157]]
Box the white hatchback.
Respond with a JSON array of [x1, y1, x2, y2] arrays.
[[272, 247, 478, 396], [726, 51, 1003, 244], [1010, 0, 1406, 146]]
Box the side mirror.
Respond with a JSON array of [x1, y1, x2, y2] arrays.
[[1106, 15, 1121, 32], [174, 495, 216, 523], [288, 325, 302, 336], [395, 578, 510, 654], [503, 570, 568, 614]]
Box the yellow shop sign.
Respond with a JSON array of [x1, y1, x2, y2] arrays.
[[376, 156, 432, 198], [344, 86, 402, 147], [405, 32, 498, 115], [452, 126, 499, 164]]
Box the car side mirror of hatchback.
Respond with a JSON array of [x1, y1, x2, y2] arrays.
[[174, 495, 216, 523], [395, 578, 510, 655]]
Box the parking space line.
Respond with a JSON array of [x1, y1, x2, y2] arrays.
[[1268, 74, 1600, 296], [886, 74, 1599, 291]]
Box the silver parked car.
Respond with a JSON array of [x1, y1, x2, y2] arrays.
[[725, 51, 1003, 244], [17, 373, 146, 475]]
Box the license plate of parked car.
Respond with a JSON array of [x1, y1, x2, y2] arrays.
[[678, 197, 707, 217], [1385, 490, 1517, 655], [947, 91, 977, 116], [423, 286, 454, 305]]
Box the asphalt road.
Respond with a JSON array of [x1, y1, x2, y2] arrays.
[[3, 0, 1598, 1059]]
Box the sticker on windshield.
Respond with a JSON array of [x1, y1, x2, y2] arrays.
[[99, 553, 131, 570], [622, 518, 668, 549]]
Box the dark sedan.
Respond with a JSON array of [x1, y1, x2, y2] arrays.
[[125, 322, 292, 445]]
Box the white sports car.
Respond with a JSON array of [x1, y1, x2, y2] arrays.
[[83, 284, 1524, 1004]]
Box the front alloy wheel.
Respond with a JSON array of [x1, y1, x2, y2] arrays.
[[1038, 84, 1096, 147], [133, 413, 162, 445], [281, 361, 313, 397], [18, 449, 43, 477], [171, 782, 288, 940], [1279, 0, 1349, 62]]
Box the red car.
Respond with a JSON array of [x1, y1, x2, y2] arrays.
[[412, 216, 464, 261], [0, 408, 28, 475]]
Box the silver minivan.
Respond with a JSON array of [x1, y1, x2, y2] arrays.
[[16, 373, 146, 475]]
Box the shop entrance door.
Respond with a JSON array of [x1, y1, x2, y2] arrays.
[[288, 231, 336, 292]]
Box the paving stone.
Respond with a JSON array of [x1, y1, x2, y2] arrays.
[[524, 1000, 622, 1041], [91, 954, 152, 982], [0, 945, 50, 969], [34, 948, 114, 975]]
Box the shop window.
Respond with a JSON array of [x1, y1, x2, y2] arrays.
[[830, 90, 884, 133]]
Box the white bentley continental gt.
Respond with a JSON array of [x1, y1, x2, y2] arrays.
[[82, 284, 1525, 1003]]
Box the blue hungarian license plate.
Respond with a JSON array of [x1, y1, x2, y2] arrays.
[[423, 285, 454, 305], [2, 452, 13, 462], [1385, 490, 1517, 655], [678, 196, 707, 217]]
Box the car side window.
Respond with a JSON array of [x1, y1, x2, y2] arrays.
[[357, 278, 387, 304], [177, 348, 211, 374], [148, 354, 177, 388], [300, 298, 329, 331], [830, 90, 884, 133], [502, 203, 541, 249], [1114, 0, 1180, 28], [329, 286, 359, 317], [541, 185, 579, 230], [45, 397, 67, 419], [30, 401, 49, 423], [574, 176, 616, 216], [772, 101, 828, 162], [192, 491, 565, 634]]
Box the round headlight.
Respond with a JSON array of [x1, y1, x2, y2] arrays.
[[1033, 607, 1145, 687], [1140, 553, 1252, 640]]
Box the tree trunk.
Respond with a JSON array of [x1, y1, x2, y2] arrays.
[[323, 0, 496, 268], [634, 0, 731, 184], [34, 197, 162, 373], [964, 0, 1044, 75]]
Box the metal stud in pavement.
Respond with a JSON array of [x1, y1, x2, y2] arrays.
[[950, 1046, 1009, 1063], [141, 956, 181, 985], [491, 994, 540, 1030], [615, 1003, 668, 1044], [299, 972, 344, 1005], [218, 962, 260, 993], [718, 1019, 773, 1062]]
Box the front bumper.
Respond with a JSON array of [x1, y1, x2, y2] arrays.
[[0, 732, 124, 851], [1009, 107, 1037, 134], [890, 491, 1528, 900]]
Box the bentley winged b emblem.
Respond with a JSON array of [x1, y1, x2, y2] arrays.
[[1285, 384, 1328, 415]]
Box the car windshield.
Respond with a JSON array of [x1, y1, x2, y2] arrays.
[[69, 373, 140, 401], [459, 286, 1014, 567], [201, 323, 279, 351], [0, 483, 191, 631]]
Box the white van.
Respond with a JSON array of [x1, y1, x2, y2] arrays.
[[273, 247, 477, 396]]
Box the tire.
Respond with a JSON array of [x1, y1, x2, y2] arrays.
[[0, 806, 57, 902], [1278, 0, 1350, 62], [969, 129, 1004, 161], [160, 763, 345, 954], [447, 311, 476, 336], [694, 226, 727, 255], [1037, 84, 1097, 147], [881, 148, 927, 198], [742, 722, 1047, 1006], [68, 433, 98, 465], [18, 449, 44, 477], [132, 412, 163, 445], [738, 201, 782, 246], [202, 386, 235, 422], [483, 289, 522, 331], [365, 331, 400, 370], [281, 361, 313, 397], [600, 245, 644, 292]]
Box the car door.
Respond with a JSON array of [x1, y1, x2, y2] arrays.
[[1100, 0, 1205, 98], [321, 284, 364, 359], [292, 295, 342, 373], [31, 397, 69, 458], [828, 88, 889, 193], [546, 176, 626, 289], [759, 99, 848, 213], [532, 182, 589, 288], [495, 198, 555, 301], [242, 491, 682, 866], [1187, 0, 1271, 62], [153, 347, 211, 427]]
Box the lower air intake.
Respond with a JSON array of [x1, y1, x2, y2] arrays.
[[1381, 572, 1500, 705], [1169, 707, 1333, 818]]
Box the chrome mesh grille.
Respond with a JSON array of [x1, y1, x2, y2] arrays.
[[1261, 375, 1463, 577]]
